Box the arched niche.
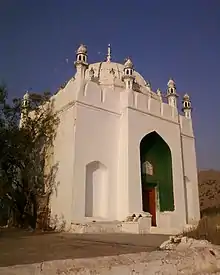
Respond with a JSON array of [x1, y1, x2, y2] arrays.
[[85, 161, 108, 219]]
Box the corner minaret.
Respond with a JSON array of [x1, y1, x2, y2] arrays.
[[74, 44, 88, 80], [166, 78, 178, 108], [122, 58, 134, 90], [182, 93, 192, 119], [20, 91, 30, 128]]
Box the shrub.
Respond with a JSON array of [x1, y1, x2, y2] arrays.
[[184, 214, 220, 245]]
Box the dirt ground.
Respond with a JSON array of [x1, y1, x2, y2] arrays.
[[0, 228, 168, 267]]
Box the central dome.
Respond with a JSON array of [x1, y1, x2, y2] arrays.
[[85, 61, 147, 89]]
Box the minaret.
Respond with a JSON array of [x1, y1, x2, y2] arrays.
[[20, 91, 30, 128], [122, 57, 134, 90], [182, 93, 192, 119], [74, 44, 88, 80], [166, 78, 178, 108]]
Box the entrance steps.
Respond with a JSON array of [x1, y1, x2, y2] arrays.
[[69, 215, 182, 235], [70, 222, 180, 235], [70, 221, 122, 233]]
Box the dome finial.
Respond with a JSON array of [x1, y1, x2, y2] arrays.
[[167, 78, 175, 88], [77, 44, 87, 55], [23, 90, 30, 101], [106, 44, 111, 62]]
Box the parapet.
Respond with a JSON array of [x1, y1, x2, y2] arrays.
[[52, 79, 182, 124], [77, 80, 121, 114], [121, 90, 179, 123]]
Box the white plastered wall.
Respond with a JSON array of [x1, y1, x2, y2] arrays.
[[116, 108, 129, 220], [50, 104, 76, 229], [123, 108, 187, 230], [48, 73, 200, 231], [72, 103, 120, 221], [181, 134, 200, 224], [180, 116, 200, 225]]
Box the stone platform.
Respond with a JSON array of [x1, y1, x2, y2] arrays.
[[70, 213, 181, 235]]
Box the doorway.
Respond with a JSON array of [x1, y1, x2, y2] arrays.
[[142, 186, 157, 226], [140, 131, 174, 215]]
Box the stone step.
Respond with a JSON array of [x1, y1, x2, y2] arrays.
[[70, 220, 181, 235], [70, 221, 122, 233]]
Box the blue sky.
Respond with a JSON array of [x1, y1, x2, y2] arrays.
[[0, 0, 219, 170]]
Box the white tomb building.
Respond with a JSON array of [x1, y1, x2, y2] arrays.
[[22, 44, 200, 233]]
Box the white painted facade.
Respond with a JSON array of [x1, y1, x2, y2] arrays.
[[40, 45, 200, 232]]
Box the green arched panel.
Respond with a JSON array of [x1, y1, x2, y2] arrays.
[[140, 131, 174, 211]]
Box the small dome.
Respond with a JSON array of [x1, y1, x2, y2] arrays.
[[77, 44, 87, 54], [167, 78, 175, 87], [23, 91, 30, 100], [85, 61, 147, 88], [183, 93, 190, 100], [124, 58, 133, 69]]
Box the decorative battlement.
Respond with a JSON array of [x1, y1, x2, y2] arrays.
[[52, 77, 193, 130], [73, 44, 193, 115], [76, 81, 179, 123]]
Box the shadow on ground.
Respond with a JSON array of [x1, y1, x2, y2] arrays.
[[0, 228, 168, 267]]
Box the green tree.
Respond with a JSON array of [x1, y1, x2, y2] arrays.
[[0, 85, 59, 229]]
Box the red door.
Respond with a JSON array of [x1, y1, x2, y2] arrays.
[[148, 188, 156, 226], [142, 187, 156, 226]]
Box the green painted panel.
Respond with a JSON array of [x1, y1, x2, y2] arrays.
[[140, 132, 174, 211]]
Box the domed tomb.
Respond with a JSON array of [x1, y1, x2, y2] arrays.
[[85, 61, 147, 92]]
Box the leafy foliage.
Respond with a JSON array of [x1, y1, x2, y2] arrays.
[[0, 85, 59, 229]]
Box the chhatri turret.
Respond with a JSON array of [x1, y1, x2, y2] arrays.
[[74, 44, 88, 80], [20, 91, 30, 128], [22, 90, 30, 109], [122, 57, 134, 90], [166, 78, 178, 108], [182, 93, 192, 119]]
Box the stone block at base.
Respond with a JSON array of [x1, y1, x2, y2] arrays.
[[121, 222, 139, 233], [121, 216, 152, 234], [70, 222, 122, 233], [138, 216, 151, 234]]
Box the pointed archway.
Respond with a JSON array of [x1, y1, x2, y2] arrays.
[[140, 131, 174, 226]]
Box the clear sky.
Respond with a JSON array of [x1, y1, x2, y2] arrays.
[[0, 0, 219, 170]]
